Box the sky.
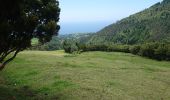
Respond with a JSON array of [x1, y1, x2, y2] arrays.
[[59, 0, 162, 34]]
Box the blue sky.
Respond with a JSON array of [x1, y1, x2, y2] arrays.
[[59, 0, 162, 34]]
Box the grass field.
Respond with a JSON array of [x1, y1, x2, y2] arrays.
[[0, 50, 170, 100]]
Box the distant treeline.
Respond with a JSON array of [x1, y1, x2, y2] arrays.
[[63, 41, 170, 61], [30, 35, 170, 61]]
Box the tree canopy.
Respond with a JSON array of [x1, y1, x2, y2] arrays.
[[0, 0, 60, 70]]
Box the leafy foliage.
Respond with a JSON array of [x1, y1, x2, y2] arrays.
[[137, 43, 170, 60], [63, 39, 79, 54], [0, 0, 60, 70]]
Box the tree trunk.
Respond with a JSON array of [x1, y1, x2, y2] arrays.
[[0, 49, 20, 71], [0, 63, 5, 71]]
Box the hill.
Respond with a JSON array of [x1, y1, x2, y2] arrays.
[[0, 51, 170, 100], [88, 0, 170, 45]]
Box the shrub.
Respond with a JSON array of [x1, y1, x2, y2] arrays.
[[138, 43, 158, 58], [63, 40, 79, 54], [154, 44, 167, 60], [166, 46, 170, 60], [130, 45, 140, 55]]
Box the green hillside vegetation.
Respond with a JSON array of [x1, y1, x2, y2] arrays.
[[88, 0, 170, 44], [0, 51, 170, 100], [60, 0, 170, 61], [34, 0, 170, 61], [31, 33, 93, 51]]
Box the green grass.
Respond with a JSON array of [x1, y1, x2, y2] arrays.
[[0, 50, 170, 100]]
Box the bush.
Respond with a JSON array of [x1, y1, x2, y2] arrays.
[[166, 46, 170, 60], [135, 43, 170, 61], [107, 45, 130, 53], [130, 45, 140, 55], [80, 44, 130, 53], [138, 43, 158, 58], [63, 40, 79, 54], [154, 44, 167, 60]]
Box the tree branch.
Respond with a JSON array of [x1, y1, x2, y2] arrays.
[[0, 49, 20, 71], [0, 48, 16, 63]]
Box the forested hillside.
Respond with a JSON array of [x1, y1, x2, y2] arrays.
[[88, 0, 170, 45]]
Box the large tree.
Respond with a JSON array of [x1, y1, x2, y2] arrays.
[[0, 0, 60, 70]]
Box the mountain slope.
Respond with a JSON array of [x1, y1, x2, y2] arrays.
[[89, 0, 170, 45]]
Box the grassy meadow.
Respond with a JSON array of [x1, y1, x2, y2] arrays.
[[0, 50, 170, 100]]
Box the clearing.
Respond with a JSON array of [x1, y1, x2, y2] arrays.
[[0, 50, 170, 100]]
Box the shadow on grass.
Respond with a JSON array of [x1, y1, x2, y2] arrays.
[[0, 85, 39, 100], [0, 85, 62, 100]]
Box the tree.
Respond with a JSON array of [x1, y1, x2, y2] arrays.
[[0, 0, 60, 70]]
